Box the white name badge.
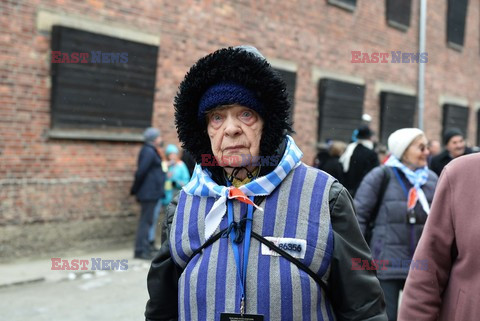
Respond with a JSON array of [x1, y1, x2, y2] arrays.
[[261, 237, 307, 260]]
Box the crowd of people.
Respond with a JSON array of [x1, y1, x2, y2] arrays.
[[314, 124, 476, 320], [129, 45, 479, 321]]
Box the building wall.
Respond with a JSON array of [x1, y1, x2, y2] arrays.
[[1, 0, 479, 260]]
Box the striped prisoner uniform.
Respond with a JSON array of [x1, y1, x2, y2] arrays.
[[170, 163, 337, 321]]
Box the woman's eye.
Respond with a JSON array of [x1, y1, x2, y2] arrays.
[[211, 114, 222, 122], [241, 111, 252, 118]]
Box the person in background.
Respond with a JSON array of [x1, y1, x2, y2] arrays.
[[341, 125, 379, 197], [354, 128, 438, 321], [426, 139, 441, 167], [162, 144, 191, 207], [313, 141, 330, 169], [148, 147, 169, 251], [430, 128, 472, 176], [318, 140, 347, 184], [376, 144, 390, 164], [130, 127, 166, 260], [398, 152, 480, 321], [351, 113, 373, 142], [151, 144, 191, 244]]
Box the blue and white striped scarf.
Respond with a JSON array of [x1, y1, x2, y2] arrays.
[[183, 135, 303, 239], [385, 155, 430, 214]]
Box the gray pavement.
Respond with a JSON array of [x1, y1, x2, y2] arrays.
[[0, 248, 153, 321]]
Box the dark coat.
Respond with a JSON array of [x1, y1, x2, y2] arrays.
[[319, 156, 345, 184], [429, 147, 473, 176], [130, 144, 166, 202], [344, 144, 379, 197], [354, 166, 438, 280]]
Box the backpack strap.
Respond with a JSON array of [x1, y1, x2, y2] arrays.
[[185, 195, 328, 292], [368, 167, 390, 230], [185, 196, 266, 266]]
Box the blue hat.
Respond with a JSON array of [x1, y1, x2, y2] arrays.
[[165, 144, 179, 155], [197, 82, 263, 119]]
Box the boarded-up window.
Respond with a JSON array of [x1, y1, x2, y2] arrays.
[[318, 79, 365, 143], [273, 67, 296, 123], [443, 104, 469, 138], [50, 26, 158, 132], [447, 0, 469, 47], [380, 92, 416, 144], [386, 0, 412, 30]]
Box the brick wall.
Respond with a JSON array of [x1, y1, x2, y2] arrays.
[[1, 0, 479, 260]]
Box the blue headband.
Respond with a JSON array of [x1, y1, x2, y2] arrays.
[[198, 82, 263, 119]]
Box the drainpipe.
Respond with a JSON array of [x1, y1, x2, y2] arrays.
[[417, 0, 427, 130]]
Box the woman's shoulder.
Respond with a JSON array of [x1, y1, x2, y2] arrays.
[[364, 165, 389, 182], [427, 169, 438, 180]]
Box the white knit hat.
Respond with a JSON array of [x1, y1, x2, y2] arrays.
[[388, 128, 424, 159]]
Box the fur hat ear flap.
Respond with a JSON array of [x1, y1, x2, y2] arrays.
[[174, 46, 293, 164]]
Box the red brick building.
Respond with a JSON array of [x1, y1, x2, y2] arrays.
[[1, 0, 479, 260]]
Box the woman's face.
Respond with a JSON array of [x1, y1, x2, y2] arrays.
[[206, 104, 263, 168], [402, 135, 430, 169], [168, 153, 178, 162]]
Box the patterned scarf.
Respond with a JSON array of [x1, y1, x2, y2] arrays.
[[183, 135, 303, 239], [384, 155, 430, 214]]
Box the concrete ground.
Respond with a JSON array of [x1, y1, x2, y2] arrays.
[[0, 248, 153, 321]]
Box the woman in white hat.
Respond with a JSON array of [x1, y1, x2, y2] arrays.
[[354, 128, 438, 321]]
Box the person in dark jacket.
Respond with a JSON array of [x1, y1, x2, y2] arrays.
[[145, 45, 387, 321], [340, 125, 379, 197], [318, 140, 347, 184], [313, 141, 330, 169], [354, 128, 438, 321], [130, 127, 166, 260], [430, 128, 473, 176]]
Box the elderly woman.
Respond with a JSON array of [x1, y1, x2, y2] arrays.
[[354, 128, 438, 321], [146, 46, 387, 321]]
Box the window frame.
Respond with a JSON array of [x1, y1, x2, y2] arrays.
[[327, 0, 356, 12], [386, 0, 412, 32]]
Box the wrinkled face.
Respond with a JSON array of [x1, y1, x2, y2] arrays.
[[206, 104, 263, 167], [446, 135, 465, 158], [402, 135, 430, 169]]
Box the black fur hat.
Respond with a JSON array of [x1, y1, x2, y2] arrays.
[[174, 46, 293, 164]]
